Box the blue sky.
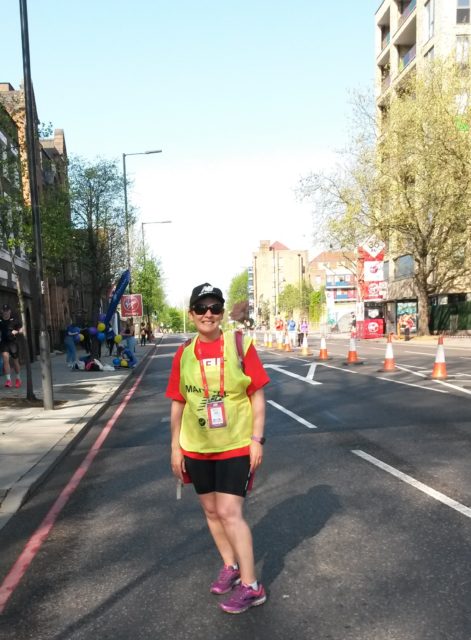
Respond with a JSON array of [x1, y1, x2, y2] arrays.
[[2, 1, 380, 306]]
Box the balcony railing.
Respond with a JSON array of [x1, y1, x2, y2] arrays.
[[381, 74, 391, 91], [381, 31, 391, 50], [399, 44, 416, 72], [398, 0, 416, 28]]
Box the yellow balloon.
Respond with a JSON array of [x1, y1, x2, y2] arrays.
[[79, 333, 85, 342], [114, 334, 123, 343], [120, 359, 128, 367], [97, 322, 106, 332]]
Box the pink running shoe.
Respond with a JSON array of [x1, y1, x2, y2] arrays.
[[219, 582, 267, 614], [15, 379, 22, 388], [210, 565, 241, 595], [4, 380, 12, 388]]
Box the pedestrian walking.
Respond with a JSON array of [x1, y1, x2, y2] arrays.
[[287, 317, 297, 348], [0, 304, 23, 388], [140, 322, 147, 347], [300, 317, 309, 346], [166, 282, 270, 614], [64, 322, 80, 368]]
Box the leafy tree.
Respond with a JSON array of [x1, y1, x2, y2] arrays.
[[69, 156, 128, 319], [132, 246, 165, 322], [226, 271, 248, 316], [0, 106, 35, 399], [309, 287, 326, 327], [298, 57, 471, 335], [278, 284, 301, 316], [40, 185, 73, 279]]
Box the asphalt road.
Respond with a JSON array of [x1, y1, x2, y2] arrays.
[[0, 336, 470, 639]]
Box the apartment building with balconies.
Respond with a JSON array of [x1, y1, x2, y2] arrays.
[[375, 1, 471, 333], [376, 0, 471, 101]]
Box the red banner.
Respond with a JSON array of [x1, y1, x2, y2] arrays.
[[121, 294, 143, 318]]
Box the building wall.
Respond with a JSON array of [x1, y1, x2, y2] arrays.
[[252, 240, 308, 328]]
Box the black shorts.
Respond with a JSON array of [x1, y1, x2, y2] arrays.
[[0, 342, 18, 359], [183, 455, 252, 497]]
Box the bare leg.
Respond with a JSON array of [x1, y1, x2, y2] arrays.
[[199, 492, 256, 585], [199, 492, 237, 567], [2, 352, 10, 376]]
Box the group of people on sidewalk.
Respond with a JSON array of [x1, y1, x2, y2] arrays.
[[64, 318, 151, 369], [274, 316, 309, 348]]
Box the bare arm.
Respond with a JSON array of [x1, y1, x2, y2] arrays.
[[170, 400, 186, 481], [249, 388, 266, 472]]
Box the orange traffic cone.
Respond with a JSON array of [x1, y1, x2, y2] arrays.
[[268, 333, 273, 348], [431, 336, 447, 379], [344, 336, 364, 365], [284, 332, 292, 352], [301, 333, 312, 356], [315, 335, 331, 361], [263, 332, 268, 347], [276, 333, 284, 350], [378, 333, 397, 372]]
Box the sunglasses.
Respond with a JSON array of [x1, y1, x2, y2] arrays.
[[192, 302, 224, 315]]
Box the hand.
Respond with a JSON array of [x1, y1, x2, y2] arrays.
[[249, 440, 263, 472], [171, 448, 186, 482]]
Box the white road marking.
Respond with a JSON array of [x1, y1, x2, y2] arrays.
[[394, 365, 471, 396], [352, 450, 471, 519], [306, 363, 318, 380], [264, 364, 321, 385], [268, 400, 318, 429], [376, 377, 449, 393], [315, 362, 359, 375]]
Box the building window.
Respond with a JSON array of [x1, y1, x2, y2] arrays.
[[456, 35, 469, 65], [394, 254, 415, 278], [457, 0, 470, 24], [424, 0, 434, 40]]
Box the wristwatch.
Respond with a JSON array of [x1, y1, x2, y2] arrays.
[[251, 435, 266, 445]]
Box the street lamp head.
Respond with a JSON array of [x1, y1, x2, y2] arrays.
[[145, 149, 162, 154]]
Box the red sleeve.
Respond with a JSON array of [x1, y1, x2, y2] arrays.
[[165, 345, 186, 401], [244, 343, 270, 395]]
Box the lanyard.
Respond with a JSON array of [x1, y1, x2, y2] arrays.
[[196, 333, 225, 399]]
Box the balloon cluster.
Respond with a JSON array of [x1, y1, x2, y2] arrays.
[[86, 313, 123, 345]]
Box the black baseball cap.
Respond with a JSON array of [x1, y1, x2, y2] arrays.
[[189, 283, 225, 308], [2, 304, 11, 311]]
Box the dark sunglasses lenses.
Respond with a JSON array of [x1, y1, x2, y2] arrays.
[[193, 302, 223, 315]]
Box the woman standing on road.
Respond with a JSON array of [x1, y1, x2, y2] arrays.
[[166, 283, 270, 614]]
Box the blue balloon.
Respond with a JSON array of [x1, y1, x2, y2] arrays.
[[97, 332, 106, 342], [88, 326, 98, 336], [73, 334, 81, 343], [112, 357, 121, 366], [98, 313, 106, 322]]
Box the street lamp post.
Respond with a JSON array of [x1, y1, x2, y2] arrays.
[[19, 0, 54, 410], [122, 149, 162, 293], [141, 220, 172, 322]]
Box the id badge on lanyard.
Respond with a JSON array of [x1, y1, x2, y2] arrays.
[[207, 400, 227, 428], [197, 334, 227, 429]]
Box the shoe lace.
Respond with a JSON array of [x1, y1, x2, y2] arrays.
[[218, 565, 236, 581]]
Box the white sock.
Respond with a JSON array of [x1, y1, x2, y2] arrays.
[[6, 374, 11, 381]]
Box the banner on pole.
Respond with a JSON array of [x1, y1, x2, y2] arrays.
[[121, 294, 143, 318]]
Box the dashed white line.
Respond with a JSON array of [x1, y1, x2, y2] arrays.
[[267, 400, 318, 429], [352, 449, 471, 519], [376, 377, 449, 393]]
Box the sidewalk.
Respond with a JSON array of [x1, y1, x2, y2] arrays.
[[0, 340, 157, 531]]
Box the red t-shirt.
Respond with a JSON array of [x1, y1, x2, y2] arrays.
[[166, 335, 270, 461]]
